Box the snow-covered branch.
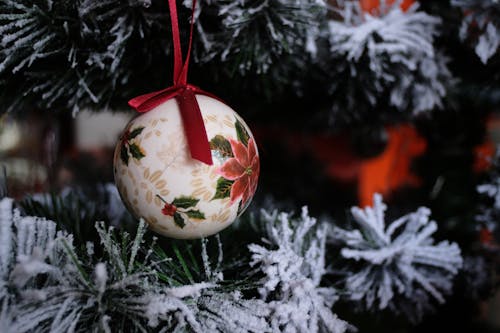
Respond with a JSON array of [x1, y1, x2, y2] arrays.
[[327, 1, 452, 121], [189, 0, 326, 75], [453, 0, 500, 64], [331, 194, 462, 322], [249, 207, 349, 333]]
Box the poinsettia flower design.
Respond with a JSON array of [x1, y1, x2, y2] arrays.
[[217, 138, 259, 206]]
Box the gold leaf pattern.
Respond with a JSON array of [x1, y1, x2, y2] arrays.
[[147, 215, 158, 226], [158, 224, 169, 232], [202, 192, 211, 201], [224, 115, 235, 128], [223, 119, 234, 128], [210, 208, 231, 223], [191, 179, 203, 187], [118, 182, 127, 197], [150, 170, 162, 182], [192, 188, 206, 197], [154, 195, 162, 207], [155, 180, 166, 189]]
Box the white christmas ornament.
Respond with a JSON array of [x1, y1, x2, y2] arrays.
[[113, 95, 260, 239]]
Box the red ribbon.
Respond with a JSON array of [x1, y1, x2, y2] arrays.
[[128, 0, 214, 165]]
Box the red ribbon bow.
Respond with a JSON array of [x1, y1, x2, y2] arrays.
[[128, 0, 215, 165]]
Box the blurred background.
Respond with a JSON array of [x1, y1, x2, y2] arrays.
[[1, 0, 500, 332]]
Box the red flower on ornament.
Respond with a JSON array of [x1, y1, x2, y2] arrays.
[[217, 138, 259, 206]]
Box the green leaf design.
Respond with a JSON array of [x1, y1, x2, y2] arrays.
[[172, 196, 199, 209], [120, 145, 129, 165], [173, 212, 186, 228], [209, 135, 233, 158], [235, 118, 250, 146], [185, 210, 205, 219], [212, 177, 234, 200], [129, 143, 145, 160], [128, 126, 145, 139]]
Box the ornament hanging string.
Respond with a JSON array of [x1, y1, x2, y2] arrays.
[[128, 0, 217, 165]]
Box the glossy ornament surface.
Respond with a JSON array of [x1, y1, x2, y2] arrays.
[[113, 95, 259, 239]]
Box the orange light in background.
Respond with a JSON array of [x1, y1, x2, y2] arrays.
[[359, 0, 415, 14], [474, 140, 495, 173], [310, 134, 361, 183], [474, 115, 500, 173], [358, 125, 426, 207], [256, 115, 496, 209], [479, 227, 494, 245]]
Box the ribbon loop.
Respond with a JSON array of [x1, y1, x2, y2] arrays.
[[128, 86, 179, 113], [128, 0, 214, 165]]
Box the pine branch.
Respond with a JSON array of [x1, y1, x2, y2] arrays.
[[452, 0, 500, 64], [331, 193, 463, 323], [0, 0, 170, 115], [19, 184, 133, 247], [326, 1, 453, 124], [0, 193, 353, 332]]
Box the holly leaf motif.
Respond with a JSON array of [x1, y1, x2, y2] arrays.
[[129, 143, 145, 160], [173, 212, 186, 228], [212, 177, 234, 200], [235, 119, 250, 146], [128, 126, 145, 139], [210, 135, 233, 158], [185, 210, 205, 219], [172, 196, 199, 209], [120, 145, 129, 165]]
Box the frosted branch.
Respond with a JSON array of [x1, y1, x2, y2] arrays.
[[332, 193, 463, 322]]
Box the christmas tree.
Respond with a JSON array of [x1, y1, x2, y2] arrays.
[[1, 0, 500, 332]]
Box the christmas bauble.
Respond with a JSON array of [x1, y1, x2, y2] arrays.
[[113, 95, 259, 239]]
